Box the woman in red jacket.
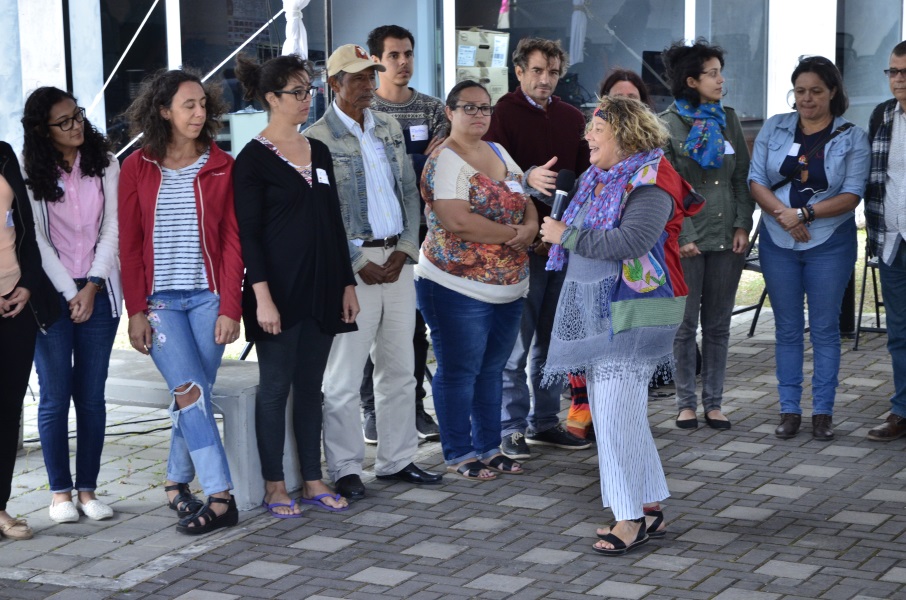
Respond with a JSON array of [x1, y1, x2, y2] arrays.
[[119, 69, 244, 535]]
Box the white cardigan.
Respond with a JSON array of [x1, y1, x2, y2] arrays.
[[25, 151, 123, 318]]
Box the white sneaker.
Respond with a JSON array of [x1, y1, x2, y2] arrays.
[[75, 498, 114, 521], [49, 499, 79, 523]]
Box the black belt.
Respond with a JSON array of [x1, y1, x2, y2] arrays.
[[361, 235, 399, 248]]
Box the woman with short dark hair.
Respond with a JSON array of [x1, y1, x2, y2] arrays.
[[748, 56, 869, 440], [598, 68, 652, 107]]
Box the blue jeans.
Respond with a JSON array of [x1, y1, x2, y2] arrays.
[[759, 220, 857, 415], [880, 241, 906, 418], [146, 290, 232, 496], [35, 291, 119, 493], [416, 278, 523, 464], [501, 252, 566, 435]]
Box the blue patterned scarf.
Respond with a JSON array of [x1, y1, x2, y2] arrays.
[[547, 148, 664, 271], [675, 98, 726, 170]]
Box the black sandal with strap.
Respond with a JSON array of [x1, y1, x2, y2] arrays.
[[165, 483, 204, 518], [593, 517, 649, 556], [485, 454, 523, 474], [175, 495, 238, 535], [598, 508, 666, 540]]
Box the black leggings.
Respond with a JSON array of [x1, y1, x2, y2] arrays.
[[255, 317, 333, 482], [0, 308, 38, 511]]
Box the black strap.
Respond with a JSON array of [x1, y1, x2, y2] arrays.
[[769, 122, 854, 191]]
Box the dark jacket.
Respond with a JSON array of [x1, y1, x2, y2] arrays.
[[0, 142, 60, 332]]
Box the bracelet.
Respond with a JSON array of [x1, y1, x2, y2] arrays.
[[797, 208, 805, 222], [806, 205, 816, 222]]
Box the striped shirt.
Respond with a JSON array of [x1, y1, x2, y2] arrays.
[[883, 106, 906, 264], [153, 150, 209, 291], [333, 102, 403, 241]]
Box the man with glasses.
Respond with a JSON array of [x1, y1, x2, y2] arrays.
[[484, 37, 592, 460], [356, 24, 447, 446], [866, 40, 906, 442], [306, 44, 443, 500]]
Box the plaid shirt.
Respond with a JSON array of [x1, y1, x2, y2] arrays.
[[866, 99, 897, 258]]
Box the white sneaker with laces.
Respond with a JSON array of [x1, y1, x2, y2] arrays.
[[75, 498, 114, 521], [49, 499, 79, 523]]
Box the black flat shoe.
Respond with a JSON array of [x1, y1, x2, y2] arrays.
[[335, 474, 366, 500], [775, 413, 802, 439], [165, 483, 204, 518], [593, 517, 649, 556], [704, 413, 732, 430], [675, 413, 698, 429], [176, 495, 238, 535], [376, 462, 443, 484]]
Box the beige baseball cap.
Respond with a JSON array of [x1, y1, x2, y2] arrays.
[[326, 44, 386, 77]]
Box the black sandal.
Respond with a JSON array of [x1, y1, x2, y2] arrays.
[[165, 483, 204, 518], [485, 454, 523, 474], [176, 495, 238, 535], [593, 517, 649, 556], [598, 508, 666, 540], [446, 460, 496, 481]]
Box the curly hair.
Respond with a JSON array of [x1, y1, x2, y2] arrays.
[[598, 68, 652, 107], [22, 87, 111, 202], [662, 38, 725, 106], [124, 68, 227, 161], [234, 53, 314, 109], [590, 95, 670, 156], [512, 37, 570, 75]]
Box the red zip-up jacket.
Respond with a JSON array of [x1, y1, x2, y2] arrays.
[[118, 143, 244, 320]]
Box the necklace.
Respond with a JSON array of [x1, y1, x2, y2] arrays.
[[796, 121, 832, 184]]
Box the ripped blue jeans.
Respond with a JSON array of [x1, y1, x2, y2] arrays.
[[147, 289, 232, 495]]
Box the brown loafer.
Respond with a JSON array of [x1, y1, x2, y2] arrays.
[[867, 414, 906, 441], [812, 414, 834, 441], [775, 413, 801, 439], [0, 518, 34, 541]]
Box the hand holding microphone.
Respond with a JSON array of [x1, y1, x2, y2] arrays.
[[540, 169, 576, 245]]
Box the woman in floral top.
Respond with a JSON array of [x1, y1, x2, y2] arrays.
[[416, 80, 537, 481]]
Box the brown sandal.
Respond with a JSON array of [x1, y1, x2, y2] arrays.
[[0, 518, 34, 541]]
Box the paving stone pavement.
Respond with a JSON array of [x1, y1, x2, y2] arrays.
[[2, 310, 905, 599]]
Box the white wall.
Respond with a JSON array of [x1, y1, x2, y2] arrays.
[[0, 0, 23, 148], [18, 0, 67, 96], [70, 0, 107, 133]]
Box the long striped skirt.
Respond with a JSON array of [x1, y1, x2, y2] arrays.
[[588, 362, 670, 521]]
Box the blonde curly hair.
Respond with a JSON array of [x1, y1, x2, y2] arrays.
[[588, 95, 669, 157]]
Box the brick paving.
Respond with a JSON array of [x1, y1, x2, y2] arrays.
[[1, 310, 905, 599]]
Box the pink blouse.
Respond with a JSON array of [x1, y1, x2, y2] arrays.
[[47, 153, 105, 279]]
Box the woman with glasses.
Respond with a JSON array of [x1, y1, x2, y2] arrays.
[[660, 39, 755, 432], [233, 54, 359, 517], [416, 80, 536, 481], [120, 69, 244, 534], [749, 56, 869, 440], [21, 87, 121, 523]]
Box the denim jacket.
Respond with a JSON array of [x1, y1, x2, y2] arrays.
[[748, 112, 870, 250], [305, 104, 420, 272]]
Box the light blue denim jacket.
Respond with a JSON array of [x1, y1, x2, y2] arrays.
[[305, 104, 420, 272], [748, 112, 870, 250]]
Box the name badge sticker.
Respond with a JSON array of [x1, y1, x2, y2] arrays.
[[316, 168, 330, 185], [409, 124, 429, 142], [724, 140, 735, 155], [5, 210, 13, 227], [505, 180, 525, 194], [787, 143, 801, 156]]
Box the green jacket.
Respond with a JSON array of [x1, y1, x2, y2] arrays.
[[660, 103, 755, 250]]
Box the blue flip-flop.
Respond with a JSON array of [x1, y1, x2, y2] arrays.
[[261, 497, 304, 519], [296, 493, 349, 512]]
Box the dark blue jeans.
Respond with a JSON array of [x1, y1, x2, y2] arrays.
[[880, 241, 906, 418], [759, 220, 857, 415], [416, 278, 523, 464], [35, 291, 119, 493]]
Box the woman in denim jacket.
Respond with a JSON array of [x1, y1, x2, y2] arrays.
[[748, 56, 870, 441]]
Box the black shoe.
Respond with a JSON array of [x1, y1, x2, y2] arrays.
[[416, 409, 440, 441], [812, 414, 834, 441], [775, 413, 802, 439], [704, 411, 732, 430], [335, 474, 366, 500], [176, 495, 238, 535], [501, 432, 531, 459], [376, 462, 443, 484], [363, 412, 377, 445], [526, 424, 593, 450], [675, 412, 699, 429]]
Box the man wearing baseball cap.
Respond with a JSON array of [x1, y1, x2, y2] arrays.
[[307, 44, 442, 500]]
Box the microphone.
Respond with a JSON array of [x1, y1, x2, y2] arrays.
[[550, 170, 576, 220]]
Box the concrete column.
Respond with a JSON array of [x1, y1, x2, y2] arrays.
[[0, 0, 23, 149], [18, 0, 67, 95], [70, 0, 107, 133]]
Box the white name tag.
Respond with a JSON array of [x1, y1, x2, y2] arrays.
[[316, 168, 330, 185], [505, 180, 524, 194], [788, 143, 801, 156], [409, 124, 429, 142], [724, 140, 735, 155], [5, 210, 13, 227]]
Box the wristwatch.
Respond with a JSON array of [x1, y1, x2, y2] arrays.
[[87, 276, 106, 291]]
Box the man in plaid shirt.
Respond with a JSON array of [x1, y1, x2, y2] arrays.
[[866, 40, 906, 441]]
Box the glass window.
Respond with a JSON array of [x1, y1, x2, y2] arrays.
[[709, 1, 768, 120], [837, 0, 903, 129]]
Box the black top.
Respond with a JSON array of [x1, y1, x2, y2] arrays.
[[233, 137, 357, 339], [780, 121, 832, 208], [0, 142, 59, 331]]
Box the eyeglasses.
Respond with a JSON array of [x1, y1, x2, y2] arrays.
[[273, 86, 317, 101], [885, 68, 906, 78], [454, 103, 494, 116], [48, 107, 86, 132]]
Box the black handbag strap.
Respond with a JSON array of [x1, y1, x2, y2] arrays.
[[770, 122, 854, 191]]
